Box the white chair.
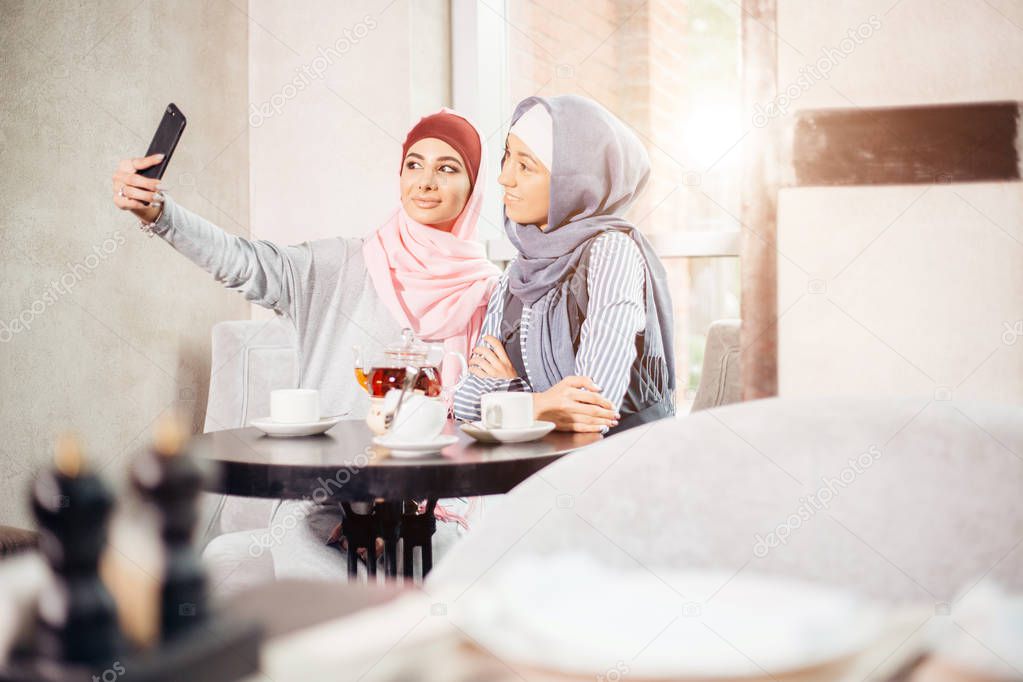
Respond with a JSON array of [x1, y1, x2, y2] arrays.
[[198, 316, 298, 596], [690, 319, 742, 412], [198, 316, 299, 546]]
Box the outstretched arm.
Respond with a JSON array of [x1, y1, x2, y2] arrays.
[[150, 194, 307, 316], [112, 153, 308, 317]]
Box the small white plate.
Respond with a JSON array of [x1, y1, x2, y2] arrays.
[[460, 420, 556, 444], [371, 434, 459, 457], [250, 415, 345, 438]]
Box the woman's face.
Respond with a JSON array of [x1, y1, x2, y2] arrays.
[[400, 137, 472, 231], [499, 133, 551, 230]]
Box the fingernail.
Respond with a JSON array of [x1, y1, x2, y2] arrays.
[[156, 153, 165, 159]]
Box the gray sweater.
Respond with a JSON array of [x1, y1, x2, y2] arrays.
[[152, 194, 403, 418]]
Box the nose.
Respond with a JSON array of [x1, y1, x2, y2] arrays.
[[498, 161, 514, 187], [418, 168, 438, 191]]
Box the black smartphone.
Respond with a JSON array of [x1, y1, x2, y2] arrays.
[[140, 103, 186, 180]]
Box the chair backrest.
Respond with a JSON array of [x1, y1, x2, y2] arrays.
[[199, 317, 298, 546], [429, 396, 1023, 603], [690, 319, 742, 412], [203, 317, 299, 433]]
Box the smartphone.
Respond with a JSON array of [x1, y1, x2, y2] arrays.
[[140, 103, 186, 180]]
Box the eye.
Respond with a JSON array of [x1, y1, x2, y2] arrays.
[[440, 164, 460, 173], [405, 160, 422, 170]]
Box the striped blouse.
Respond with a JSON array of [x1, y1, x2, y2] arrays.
[[452, 231, 647, 424]]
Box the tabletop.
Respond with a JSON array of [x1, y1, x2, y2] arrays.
[[192, 419, 601, 501]]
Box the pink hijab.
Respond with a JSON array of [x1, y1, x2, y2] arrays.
[[362, 109, 500, 388]]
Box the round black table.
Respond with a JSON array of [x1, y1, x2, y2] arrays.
[[193, 419, 600, 580]]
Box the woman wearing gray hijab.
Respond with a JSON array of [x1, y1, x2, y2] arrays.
[[453, 95, 676, 435]]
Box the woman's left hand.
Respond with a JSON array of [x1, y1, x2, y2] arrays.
[[469, 335, 517, 379]]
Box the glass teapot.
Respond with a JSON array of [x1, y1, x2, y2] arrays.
[[353, 328, 468, 400]]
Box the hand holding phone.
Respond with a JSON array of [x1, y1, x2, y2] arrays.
[[111, 104, 187, 223]]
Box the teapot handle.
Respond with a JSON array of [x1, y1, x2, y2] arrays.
[[440, 350, 469, 403], [441, 351, 468, 388]]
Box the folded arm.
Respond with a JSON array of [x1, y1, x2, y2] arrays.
[[452, 274, 531, 422]]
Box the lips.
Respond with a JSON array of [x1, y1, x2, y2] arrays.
[[503, 193, 521, 203], [412, 197, 441, 209]]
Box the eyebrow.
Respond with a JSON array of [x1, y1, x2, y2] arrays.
[[404, 152, 463, 167], [508, 149, 538, 165]]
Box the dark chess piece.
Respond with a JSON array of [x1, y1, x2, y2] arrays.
[[30, 434, 122, 664], [131, 415, 209, 640]]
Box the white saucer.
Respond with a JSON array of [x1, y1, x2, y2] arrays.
[[460, 420, 556, 444], [250, 415, 345, 438], [372, 434, 458, 457]]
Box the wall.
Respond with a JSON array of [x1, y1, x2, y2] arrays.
[[0, 1, 249, 526], [245, 1, 450, 240], [247, 0, 451, 323], [0, 0, 454, 526], [774, 0, 1023, 402]]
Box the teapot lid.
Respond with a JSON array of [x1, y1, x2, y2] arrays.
[[384, 328, 429, 361]]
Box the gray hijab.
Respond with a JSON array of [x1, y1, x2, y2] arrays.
[[504, 95, 676, 399]]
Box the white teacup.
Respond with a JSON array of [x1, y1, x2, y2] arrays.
[[384, 391, 446, 442], [481, 392, 534, 430], [270, 389, 320, 424]]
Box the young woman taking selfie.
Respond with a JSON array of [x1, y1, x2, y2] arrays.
[[111, 109, 499, 581], [112, 110, 498, 414]]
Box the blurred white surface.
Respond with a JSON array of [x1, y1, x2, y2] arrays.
[[0, 553, 47, 665], [451, 551, 890, 678]]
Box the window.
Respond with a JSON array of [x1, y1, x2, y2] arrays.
[[455, 0, 743, 408]]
